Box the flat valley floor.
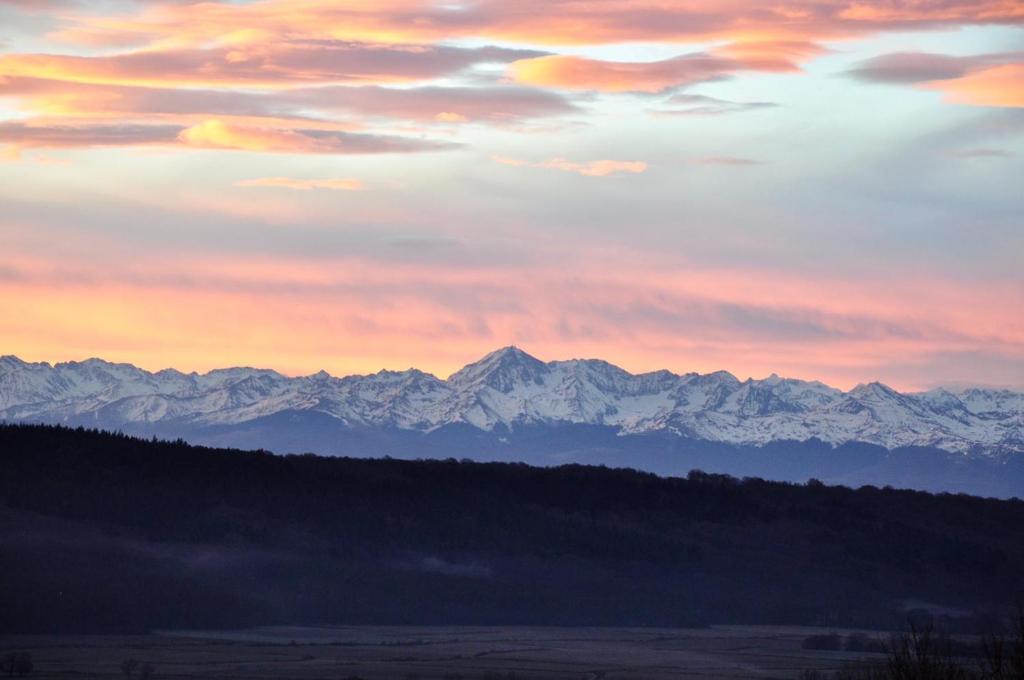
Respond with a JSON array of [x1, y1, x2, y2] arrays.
[[2, 625, 890, 680]]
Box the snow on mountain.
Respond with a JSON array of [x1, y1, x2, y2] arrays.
[[1, 348, 1021, 455]]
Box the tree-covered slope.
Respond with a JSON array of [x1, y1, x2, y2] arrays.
[[1, 424, 1021, 633]]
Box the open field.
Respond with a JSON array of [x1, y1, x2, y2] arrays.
[[1, 625, 892, 680]]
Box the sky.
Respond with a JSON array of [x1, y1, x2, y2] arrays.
[[0, 0, 1022, 391]]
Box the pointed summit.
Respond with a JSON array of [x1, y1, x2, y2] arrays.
[[448, 346, 548, 393], [848, 381, 900, 399], [461, 346, 544, 371]]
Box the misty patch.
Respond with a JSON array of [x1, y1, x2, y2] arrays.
[[410, 556, 493, 578]]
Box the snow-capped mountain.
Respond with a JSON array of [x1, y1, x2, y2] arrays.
[[1, 347, 1021, 456]]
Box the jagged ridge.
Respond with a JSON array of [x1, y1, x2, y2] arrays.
[[0, 347, 1021, 455]]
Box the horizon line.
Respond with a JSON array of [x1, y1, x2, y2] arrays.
[[2, 349, 1020, 395]]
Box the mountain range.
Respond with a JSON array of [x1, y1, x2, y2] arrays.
[[2, 347, 1022, 496]]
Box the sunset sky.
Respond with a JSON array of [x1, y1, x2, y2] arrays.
[[1, 0, 1022, 390]]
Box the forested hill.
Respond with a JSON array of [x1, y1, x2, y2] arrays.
[[1, 424, 1022, 634]]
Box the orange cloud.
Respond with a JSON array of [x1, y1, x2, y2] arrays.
[[711, 40, 828, 71], [179, 119, 310, 152], [928, 63, 1024, 107], [507, 42, 822, 93], [509, 54, 738, 93], [235, 177, 366, 191]]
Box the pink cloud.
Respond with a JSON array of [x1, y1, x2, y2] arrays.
[[490, 155, 530, 167], [0, 121, 181, 149], [289, 85, 576, 123], [235, 177, 366, 191], [493, 155, 648, 176], [38, 1, 1024, 49], [537, 158, 648, 176], [0, 42, 543, 88]]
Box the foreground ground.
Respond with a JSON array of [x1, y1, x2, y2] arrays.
[[2, 625, 890, 680]]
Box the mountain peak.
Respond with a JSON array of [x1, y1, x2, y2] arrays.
[[487, 345, 539, 361], [849, 381, 899, 398], [0, 355, 28, 368], [690, 369, 740, 386], [65, 357, 119, 369], [459, 346, 543, 370], [448, 346, 548, 392]]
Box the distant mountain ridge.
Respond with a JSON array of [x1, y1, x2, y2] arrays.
[[2, 347, 1021, 458]]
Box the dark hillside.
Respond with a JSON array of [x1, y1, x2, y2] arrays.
[[1, 424, 1021, 633]]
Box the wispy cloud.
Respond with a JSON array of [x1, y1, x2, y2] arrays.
[[177, 119, 452, 154], [493, 155, 647, 176], [691, 156, 765, 166], [947, 148, 1012, 159], [0, 118, 456, 155], [0, 121, 181, 149], [847, 51, 1024, 108], [651, 93, 777, 116], [490, 155, 530, 167], [178, 119, 457, 154], [1, 1, 1020, 162], [287, 84, 576, 123], [0, 42, 544, 89], [507, 49, 807, 93], [847, 52, 990, 83]]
